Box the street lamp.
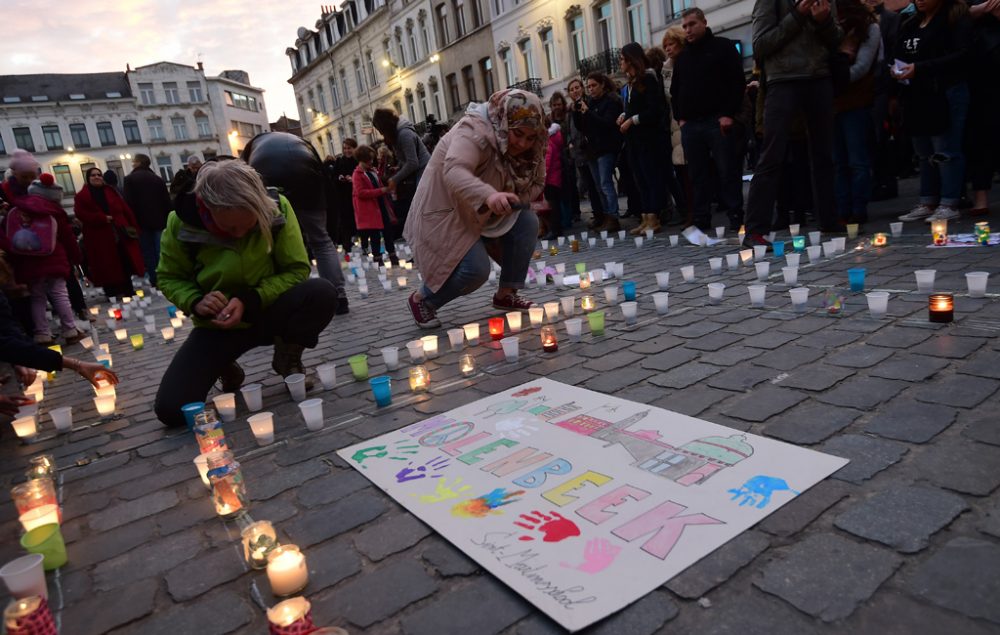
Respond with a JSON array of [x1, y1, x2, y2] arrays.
[[429, 53, 440, 63]]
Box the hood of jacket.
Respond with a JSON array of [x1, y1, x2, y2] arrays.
[[397, 117, 418, 134]]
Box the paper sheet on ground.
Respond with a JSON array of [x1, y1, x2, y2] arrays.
[[683, 225, 725, 246]]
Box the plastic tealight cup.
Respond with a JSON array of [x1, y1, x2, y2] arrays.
[[709, 257, 723, 274], [822, 241, 836, 258], [284, 374, 307, 402], [0, 554, 47, 599], [560, 296, 575, 317], [604, 286, 619, 305], [317, 363, 336, 389], [708, 283, 725, 304], [772, 240, 786, 257], [620, 301, 638, 325], [369, 376, 392, 407], [634, 237, 643, 248], [653, 292, 670, 315], [915, 269, 936, 293], [404, 339, 425, 363], [378, 346, 399, 371], [349, 354, 369, 380], [298, 398, 324, 431], [866, 291, 889, 318], [753, 245, 767, 261], [565, 318, 583, 342], [420, 335, 439, 359], [645, 228, 653, 240], [966, 272, 989, 298], [500, 336, 520, 362], [748, 284, 767, 308], [724, 253, 738, 270], [606, 238, 614, 248], [622, 280, 637, 301], [656, 271, 670, 290], [240, 384, 263, 412], [49, 406, 73, 433], [589, 237, 597, 247], [212, 393, 237, 422], [181, 402, 205, 430], [807, 245, 822, 263], [505, 312, 522, 334], [715, 226, 726, 238], [463, 322, 481, 345], [755, 261, 770, 282], [785, 253, 801, 268], [669, 235, 679, 247], [789, 223, 801, 236], [440, 329, 460, 353], [848, 268, 866, 292], [809, 230, 822, 246], [247, 412, 275, 445], [846, 223, 859, 239], [890, 221, 903, 237], [782, 266, 799, 285], [681, 265, 695, 282], [833, 237, 846, 253], [617, 230, 626, 240], [587, 310, 606, 336], [543, 302, 560, 322], [528, 307, 544, 327], [20, 524, 67, 571], [789, 287, 809, 313]]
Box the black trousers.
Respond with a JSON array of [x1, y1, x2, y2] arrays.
[[154, 278, 337, 427], [745, 78, 836, 234]]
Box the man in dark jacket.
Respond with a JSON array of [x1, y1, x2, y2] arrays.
[[123, 154, 172, 285], [744, 0, 844, 246], [672, 8, 748, 231]]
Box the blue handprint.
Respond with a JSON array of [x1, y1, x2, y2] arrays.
[[728, 476, 800, 509]]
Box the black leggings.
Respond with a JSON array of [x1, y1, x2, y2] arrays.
[[154, 278, 337, 427]]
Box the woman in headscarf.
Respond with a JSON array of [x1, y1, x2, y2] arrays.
[[403, 89, 546, 328], [73, 167, 145, 299]]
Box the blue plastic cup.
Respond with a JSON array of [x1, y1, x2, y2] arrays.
[[167, 305, 178, 318], [369, 376, 392, 407], [848, 268, 866, 292], [622, 280, 637, 301], [181, 402, 206, 430], [792, 236, 806, 252], [772, 240, 786, 257]]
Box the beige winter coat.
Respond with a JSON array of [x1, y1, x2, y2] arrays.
[[403, 113, 544, 293], [662, 60, 686, 166]]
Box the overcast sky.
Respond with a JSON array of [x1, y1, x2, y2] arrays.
[[7, 0, 310, 120]]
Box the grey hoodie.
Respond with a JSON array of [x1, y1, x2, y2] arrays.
[[389, 118, 431, 185], [752, 0, 844, 83]]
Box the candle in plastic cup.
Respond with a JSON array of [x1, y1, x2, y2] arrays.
[[560, 296, 575, 317], [890, 221, 903, 237], [866, 291, 890, 318], [681, 265, 695, 282], [284, 373, 307, 402], [80, 336, 93, 350], [789, 287, 810, 313], [20, 524, 67, 571], [785, 253, 801, 268], [807, 245, 822, 263], [966, 272, 989, 298], [708, 283, 725, 304], [604, 286, 619, 306], [94, 395, 115, 417], [847, 268, 866, 292], [420, 335, 439, 359], [714, 226, 725, 238], [809, 230, 821, 246], [622, 281, 637, 301], [406, 340, 425, 363], [833, 237, 846, 253], [381, 346, 401, 370], [755, 261, 770, 282], [463, 322, 481, 345], [651, 272, 668, 291], [914, 269, 936, 293], [543, 302, 560, 322], [298, 398, 324, 431], [500, 336, 520, 362], [846, 223, 859, 239], [170, 317, 183, 328], [789, 223, 800, 236], [565, 317, 583, 342], [369, 376, 392, 407], [772, 240, 786, 257], [459, 354, 477, 376], [653, 292, 670, 315], [212, 393, 237, 422], [181, 402, 205, 429], [739, 249, 753, 265], [114, 328, 127, 342], [748, 284, 767, 308], [792, 235, 806, 252], [587, 310, 606, 336], [634, 237, 643, 248], [161, 326, 175, 342], [0, 554, 47, 600], [669, 235, 679, 246], [11, 417, 37, 441], [48, 407, 72, 433], [240, 384, 263, 412], [753, 245, 767, 261], [317, 363, 336, 389], [528, 307, 544, 327], [349, 354, 369, 380], [447, 328, 465, 350], [720, 254, 735, 271], [709, 257, 723, 274], [782, 266, 799, 285], [822, 241, 835, 258], [620, 301, 638, 325]]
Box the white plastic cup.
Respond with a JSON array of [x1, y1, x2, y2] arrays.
[[782, 266, 799, 286], [0, 554, 47, 600], [284, 373, 307, 402], [193, 454, 211, 488], [681, 265, 695, 282], [833, 237, 846, 253], [822, 241, 836, 258], [785, 253, 801, 268], [653, 292, 670, 315], [448, 328, 465, 350], [966, 272, 989, 298], [505, 312, 522, 334], [378, 346, 399, 371], [604, 286, 619, 305], [247, 412, 275, 445], [669, 235, 679, 247], [600, 230, 608, 239], [420, 335, 439, 359], [866, 291, 890, 318], [541, 239, 549, 250], [890, 221, 903, 237], [80, 336, 94, 350], [708, 283, 725, 304], [543, 302, 560, 322], [709, 257, 723, 274], [500, 336, 519, 362], [755, 261, 770, 282], [240, 383, 263, 412], [634, 237, 644, 248], [406, 340, 425, 363], [809, 230, 822, 246], [645, 228, 654, 240], [606, 238, 614, 248], [753, 245, 767, 261], [298, 398, 324, 431], [789, 223, 801, 236], [656, 271, 670, 290], [915, 269, 936, 293], [592, 268, 605, 284], [726, 254, 739, 270], [49, 406, 73, 433], [589, 237, 597, 247], [748, 284, 767, 308], [614, 262, 624, 278], [144, 315, 155, 324], [715, 226, 726, 238], [212, 393, 237, 422], [565, 318, 583, 342], [555, 263, 566, 274], [553, 273, 564, 287], [528, 307, 545, 327], [617, 230, 626, 240], [560, 296, 575, 317], [620, 301, 638, 325], [807, 245, 822, 264], [317, 362, 337, 389], [144, 323, 156, 334], [789, 287, 809, 313]]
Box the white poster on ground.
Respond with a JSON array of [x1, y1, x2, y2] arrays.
[[339, 378, 848, 632]]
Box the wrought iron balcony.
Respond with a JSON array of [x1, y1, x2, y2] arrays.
[[578, 48, 621, 77], [506, 78, 543, 97]]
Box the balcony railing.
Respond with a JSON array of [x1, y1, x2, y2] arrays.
[[507, 78, 543, 98], [578, 48, 621, 77]]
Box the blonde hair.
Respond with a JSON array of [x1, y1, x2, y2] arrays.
[[663, 26, 686, 51], [194, 160, 279, 250]]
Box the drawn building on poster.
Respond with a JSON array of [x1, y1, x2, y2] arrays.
[[551, 406, 754, 486]]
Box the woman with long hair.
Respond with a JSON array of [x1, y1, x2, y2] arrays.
[[576, 71, 624, 232], [371, 108, 431, 226], [662, 26, 694, 227], [565, 78, 607, 229]]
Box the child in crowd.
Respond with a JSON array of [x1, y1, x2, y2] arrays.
[[352, 145, 399, 266], [541, 119, 568, 239]]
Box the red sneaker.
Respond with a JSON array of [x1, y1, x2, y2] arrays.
[[492, 292, 533, 312], [408, 292, 441, 329]]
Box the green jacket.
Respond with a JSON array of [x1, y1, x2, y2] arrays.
[[752, 0, 844, 84], [156, 194, 310, 328]]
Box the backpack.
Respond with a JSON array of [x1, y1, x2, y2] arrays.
[[5, 206, 57, 256]]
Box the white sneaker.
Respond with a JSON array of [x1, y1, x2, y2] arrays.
[[898, 205, 935, 221], [925, 206, 961, 223]]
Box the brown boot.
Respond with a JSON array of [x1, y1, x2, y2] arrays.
[[646, 213, 663, 234], [601, 216, 621, 233], [630, 214, 650, 236]]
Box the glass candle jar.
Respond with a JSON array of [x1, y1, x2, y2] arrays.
[[267, 545, 309, 597], [25, 455, 56, 481], [459, 354, 476, 376], [207, 451, 247, 518], [409, 365, 430, 393], [241, 519, 279, 569], [931, 219, 948, 246], [928, 293, 954, 323], [267, 597, 314, 633], [194, 409, 228, 454], [12, 478, 60, 532], [540, 326, 558, 352]]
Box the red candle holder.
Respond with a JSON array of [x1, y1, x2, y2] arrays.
[[113, 309, 123, 320], [540, 325, 558, 352], [928, 293, 954, 323], [4, 596, 57, 635], [488, 317, 505, 341]]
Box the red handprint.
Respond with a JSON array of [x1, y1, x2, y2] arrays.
[[513, 510, 581, 542]]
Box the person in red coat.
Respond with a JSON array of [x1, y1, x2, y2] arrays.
[[0, 175, 84, 344], [351, 145, 399, 266], [74, 167, 145, 299]]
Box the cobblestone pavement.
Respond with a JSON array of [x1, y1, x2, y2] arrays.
[[2, 179, 999, 634]]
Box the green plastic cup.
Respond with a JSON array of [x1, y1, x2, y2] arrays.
[[575, 263, 587, 275], [348, 354, 369, 380], [587, 310, 606, 336], [20, 524, 67, 570]]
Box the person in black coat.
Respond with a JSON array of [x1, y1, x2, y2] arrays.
[[574, 72, 624, 230], [123, 154, 172, 286]]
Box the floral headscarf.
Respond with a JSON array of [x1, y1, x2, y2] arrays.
[[484, 89, 546, 194]]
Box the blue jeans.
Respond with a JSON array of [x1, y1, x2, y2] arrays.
[[912, 83, 969, 207], [295, 206, 346, 299], [833, 107, 873, 221], [139, 229, 161, 286], [421, 209, 538, 310], [588, 153, 619, 217], [681, 118, 744, 228]]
